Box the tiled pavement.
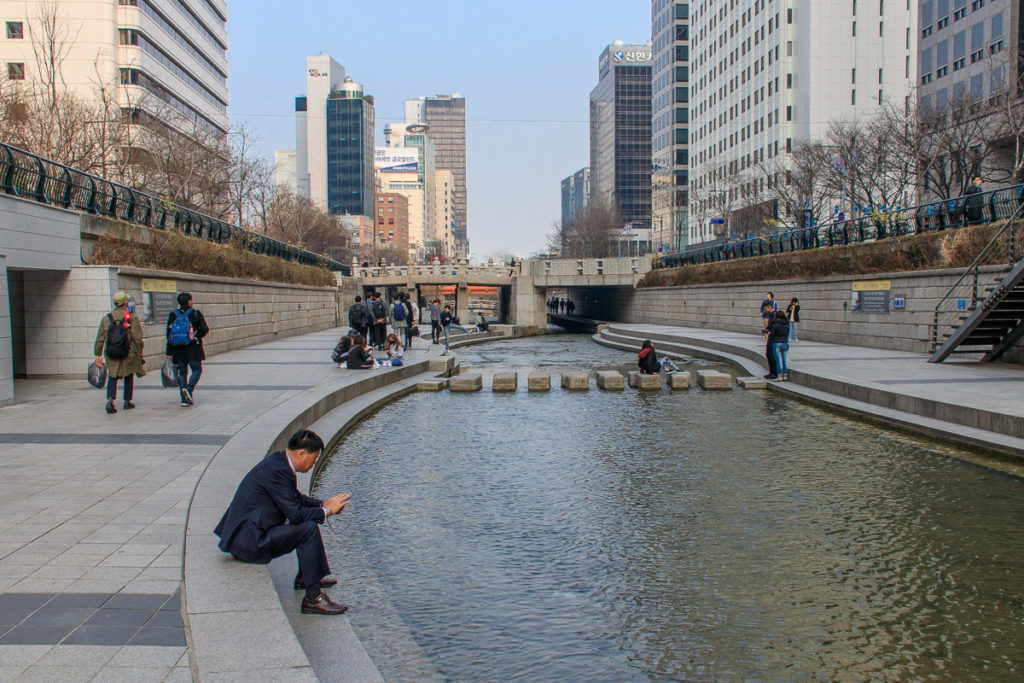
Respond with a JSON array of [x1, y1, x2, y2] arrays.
[[0, 327, 442, 682]]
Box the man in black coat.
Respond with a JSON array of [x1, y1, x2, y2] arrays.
[[348, 295, 369, 339], [214, 429, 352, 615], [165, 292, 209, 407]]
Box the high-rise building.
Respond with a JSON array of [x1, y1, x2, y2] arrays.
[[560, 167, 591, 228], [374, 193, 410, 257], [0, 0, 230, 134], [590, 42, 653, 235], [405, 94, 467, 255], [651, 1, 690, 252], [917, 0, 1021, 182], [275, 150, 297, 193], [432, 168, 456, 258], [295, 55, 374, 217], [375, 144, 424, 261], [687, 1, 916, 244]]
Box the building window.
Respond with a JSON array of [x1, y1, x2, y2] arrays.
[[970, 49, 984, 63], [971, 0, 984, 9], [786, 105, 792, 121], [853, 21, 857, 36], [922, 26, 933, 37], [786, 73, 792, 88], [953, 57, 965, 71], [852, 89, 857, 105], [787, 8, 793, 23], [7, 62, 24, 79], [118, 28, 139, 45], [5, 21, 23, 39], [936, 65, 948, 77], [990, 40, 1003, 54], [954, 8, 965, 20]]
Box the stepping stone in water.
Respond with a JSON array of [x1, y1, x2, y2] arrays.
[[450, 374, 483, 392], [596, 371, 625, 390], [492, 373, 518, 392]]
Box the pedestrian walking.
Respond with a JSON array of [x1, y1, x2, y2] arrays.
[[370, 292, 387, 350], [389, 294, 408, 344], [94, 291, 145, 414], [402, 292, 418, 349], [964, 175, 984, 223], [166, 292, 209, 406], [786, 297, 801, 342]]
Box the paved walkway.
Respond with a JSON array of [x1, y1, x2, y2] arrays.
[[0, 328, 447, 682], [600, 324, 1024, 465], [3, 322, 1022, 681]]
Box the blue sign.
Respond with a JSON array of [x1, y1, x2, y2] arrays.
[[956, 299, 967, 312], [710, 218, 725, 225]]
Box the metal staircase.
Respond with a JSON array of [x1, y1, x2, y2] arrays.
[[930, 203, 1024, 362]]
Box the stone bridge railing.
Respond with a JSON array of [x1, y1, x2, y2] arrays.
[[524, 257, 649, 277], [354, 263, 519, 280]]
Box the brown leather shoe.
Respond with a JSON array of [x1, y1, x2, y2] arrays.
[[300, 591, 348, 615], [294, 575, 338, 590]]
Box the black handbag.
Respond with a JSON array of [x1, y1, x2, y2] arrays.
[[160, 359, 177, 388], [87, 361, 107, 389], [409, 325, 421, 337]]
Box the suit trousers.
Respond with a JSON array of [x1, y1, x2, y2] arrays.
[[263, 520, 330, 587]]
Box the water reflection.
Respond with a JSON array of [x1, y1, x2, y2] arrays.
[[316, 334, 1024, 681]]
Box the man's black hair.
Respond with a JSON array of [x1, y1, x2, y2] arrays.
[[177, 292, 193, 307], [288, 429, 325, 453], [354, 295, 362, 302]]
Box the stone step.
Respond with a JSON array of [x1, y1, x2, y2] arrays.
[[492, 372, 518, 392], [561, 372, 590, 391], [697, 369, 733, 390], [737, 376, 768, 389], [449, 374, 483, 392], [596, 370, 625, 390], [667, 371, 691, 389], [416, 379, 449, 392], [628, 370, 662, 389], [527, 374, 551, 391]]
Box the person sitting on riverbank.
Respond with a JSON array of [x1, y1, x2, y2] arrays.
[[476, 312, 490, 334], [638, 340, 659, 374], [214, 429, 352, 615], [332, 335, 353, 367], [659, 356, 681, 373], [383, 333, 404, 367], [345, 335, 375, 369]]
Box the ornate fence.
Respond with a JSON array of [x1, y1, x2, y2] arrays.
[[661, 184, 1024, 268], [0, 141, 348, 274]]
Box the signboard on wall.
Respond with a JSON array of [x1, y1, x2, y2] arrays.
[[374, 148, 419, 173], [142, 278, 177, 324], [851, 280, 890, 313]]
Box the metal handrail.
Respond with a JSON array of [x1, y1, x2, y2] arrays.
[[660, 184, 1024, 268], [929, 200, 1024, 351], [0, 140, 350, 275]]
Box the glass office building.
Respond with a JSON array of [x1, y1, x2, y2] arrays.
[[326, 77, 375, 217], [590, 42, 653, 231]]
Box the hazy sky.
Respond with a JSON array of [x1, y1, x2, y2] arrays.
[[227, 1, 650, 259]]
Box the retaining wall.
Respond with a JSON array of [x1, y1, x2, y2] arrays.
[[576, 266, 1023, 361]]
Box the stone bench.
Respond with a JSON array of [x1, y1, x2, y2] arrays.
[[528, 374, 551, 391], [492, 372, 518, 392], [697, 370, 733, 390], [450, 373, 483, 391], [628, 370, 662, 390], [596, 370, 625, 390], [561, 372, 590, 391]]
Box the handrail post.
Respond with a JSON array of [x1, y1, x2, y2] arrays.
[[33, 156, 47, 203]]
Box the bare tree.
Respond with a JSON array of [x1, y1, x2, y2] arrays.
[[226, 122, 272, 227], [264, 189, 353, 261], [27, 0, 77, 105], [987, 46, 1024, 183], [559, 195, 619, 258]]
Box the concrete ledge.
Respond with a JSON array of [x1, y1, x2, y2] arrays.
[[697, 370, 733, 390], [668, 371, 691, 389], [737, 376, 768, 389], [528, 374, 551, 391], [450, 374, 483, 391], [183, 354, 445, 681], [416, 378, 449, 391], [561, 373, 589, 391], [492, 372, 518, 391], [596, 370, 625, 390]]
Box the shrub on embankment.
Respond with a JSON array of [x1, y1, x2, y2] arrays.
[[89, 227, 337, 288], [639, 223, 1022, 288]]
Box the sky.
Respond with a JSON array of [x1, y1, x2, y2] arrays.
[[226, 0, 651, 260]]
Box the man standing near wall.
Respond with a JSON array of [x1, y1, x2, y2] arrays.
[[348, 295, 369, 339]]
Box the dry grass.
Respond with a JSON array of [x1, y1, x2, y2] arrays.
[[90, 228, 337, 288], [640, 224, 1018, 288]]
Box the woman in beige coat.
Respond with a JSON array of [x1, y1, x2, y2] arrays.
[[94, 291, 146, 414]]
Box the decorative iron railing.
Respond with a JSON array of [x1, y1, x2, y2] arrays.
[[660, 184, 1024, 268], [0, 141, 349, 274]]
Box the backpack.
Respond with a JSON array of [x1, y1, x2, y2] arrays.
[[371, 299, 386, 322], [348, 304, 367, 330], [169, 309, 195, 346], [392, 301, 406, 321], [105, 312, 131, 360]]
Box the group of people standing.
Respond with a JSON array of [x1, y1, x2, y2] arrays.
[[760, 291, 799, 381], [547, 298, 575, 315], [344, 292, 475, 362], [93, 291, 209, 413]]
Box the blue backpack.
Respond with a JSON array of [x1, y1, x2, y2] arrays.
[[392, 302, 406, 321], [169, 309, 195, 346]]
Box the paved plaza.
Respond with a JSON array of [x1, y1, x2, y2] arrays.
[[0, 323, 1022, 681]]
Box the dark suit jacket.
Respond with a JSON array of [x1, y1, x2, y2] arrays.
[[214, 451, 325, 564]]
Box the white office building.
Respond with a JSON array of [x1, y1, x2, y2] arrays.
[[687, 0, 916, 244], [294, 54, 345, 209], [0, 0, 229, 134]]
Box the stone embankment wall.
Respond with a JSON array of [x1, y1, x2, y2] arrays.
[[577, 266, 1023, 361], [15, 265, 358, 378]]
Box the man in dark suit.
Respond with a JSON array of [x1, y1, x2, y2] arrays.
[[214, 429, 352, 615]]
